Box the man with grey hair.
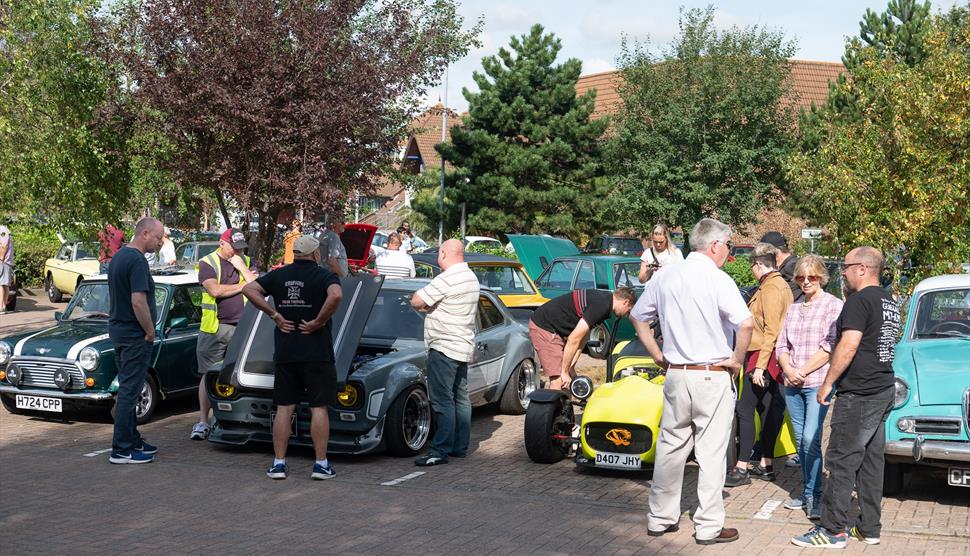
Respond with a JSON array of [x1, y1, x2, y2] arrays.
[[792, 246, 900, 549], [630, 217, 754, 545]]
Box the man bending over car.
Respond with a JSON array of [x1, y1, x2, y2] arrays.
[[528, 287, 637, 390]]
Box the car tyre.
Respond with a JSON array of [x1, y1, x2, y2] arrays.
[[524, 395, 574, 464], [46, 273, 63, 303], [110, 374, 159, 425], [499, 359, 538, 415], [4, 292, 15, 312], [1, 394, 24, 415], [385, 386, 432, 457], [586, 323, 610, 360], [883, 462, 904, 496]]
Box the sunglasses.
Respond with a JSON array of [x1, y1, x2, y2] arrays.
[[795, 275, 820, 283]]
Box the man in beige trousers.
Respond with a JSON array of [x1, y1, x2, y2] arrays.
[[630, 218, 754, 545]]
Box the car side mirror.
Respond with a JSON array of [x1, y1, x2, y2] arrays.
[[54, 311, 63, 321], [168, 316, 189, 330]]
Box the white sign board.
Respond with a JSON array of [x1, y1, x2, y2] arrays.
[[801, 228, 823, 240]]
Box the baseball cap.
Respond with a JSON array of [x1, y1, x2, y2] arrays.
[[759, 231, 788, 250], [220, 228, 248, 250], [292, 235, 320, 256]]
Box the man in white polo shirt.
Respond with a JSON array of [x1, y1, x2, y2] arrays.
[[375, 232, 415, 278], [410, 239, 480, 466], [630, 218, 754, 546]]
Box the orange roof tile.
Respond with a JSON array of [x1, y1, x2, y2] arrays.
[[406, 104, 462, 171]]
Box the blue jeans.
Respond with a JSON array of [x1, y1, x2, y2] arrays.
[[111, 338, 153, 453], [426, 349, 470, 457], [784, 386, 828, 501]]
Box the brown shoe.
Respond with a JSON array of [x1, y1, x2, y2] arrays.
[[647, 523, 680, 537], [695, 528, 739, 545]]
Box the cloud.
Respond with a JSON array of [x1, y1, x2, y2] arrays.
[[580, 57, 616, 75], [579, 11, 672, 46], [486, 4, 536, 32]]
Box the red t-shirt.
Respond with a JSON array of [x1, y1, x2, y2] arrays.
[[99, 225, 125, 263]]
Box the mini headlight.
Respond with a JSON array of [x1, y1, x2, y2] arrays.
[[53, 368, 71, 389], [0, 341, 11, 365], [893, 377, 909, 409], [78, 347, 100, 371], [215, 382, 236, 398], [897, 418, 915, 433], [336, 384, 359, 408], [6, 364, 22, 385], [570, 376, 594, 400]]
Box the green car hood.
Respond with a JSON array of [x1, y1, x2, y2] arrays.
[[909, 339, 970, 405], [5, 321, 112, 360], [506, 234, 579, 281]]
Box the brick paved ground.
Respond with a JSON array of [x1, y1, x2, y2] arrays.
[[1, 296, 968, 555]]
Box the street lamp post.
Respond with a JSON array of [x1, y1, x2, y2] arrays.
[[438, 65, 448, 246]]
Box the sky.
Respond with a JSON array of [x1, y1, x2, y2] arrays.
[[428, 0, 960, 112]]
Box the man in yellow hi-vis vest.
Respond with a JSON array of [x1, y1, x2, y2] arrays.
[[191, 228, 257, 440]]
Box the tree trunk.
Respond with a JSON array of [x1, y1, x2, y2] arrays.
[[255, 208, 281, 270], [212, 185, 232, 231]]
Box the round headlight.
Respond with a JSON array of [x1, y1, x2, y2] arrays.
[[336, 384, 359, 408], [570, 376, 594, 400], [6, 364, 22, 385], [0, 341, 11, 365], [893, 377, 909, 409], [53, 368, 71, 390], [897, 417, 915, 433], [78, 347, 100, 371], [215, 382, 236, 398]]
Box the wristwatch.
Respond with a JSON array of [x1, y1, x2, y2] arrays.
[[268, 311, 279, 320]]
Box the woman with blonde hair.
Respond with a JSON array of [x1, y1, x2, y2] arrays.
[[776, 254, 843, 520], [638, 223, 683, 283]]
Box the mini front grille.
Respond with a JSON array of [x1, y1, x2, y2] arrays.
[[913, 418, 963, 436], [964, 388, 969, 435], [585, 422, 651, 455], [11, 358, 86, 390]]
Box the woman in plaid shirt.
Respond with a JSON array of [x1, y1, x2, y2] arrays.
[[776, 255, 844, 519]]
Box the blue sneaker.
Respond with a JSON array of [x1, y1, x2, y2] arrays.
[[134, 440, 157, 455], [790, 527, 847, 549], [783, 496, 807, 510], [108, 451, 154, 464], [266, 463, 287, 479], [311, 462, 336, 480]]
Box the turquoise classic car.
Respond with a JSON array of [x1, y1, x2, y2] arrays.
[[884, 274, 970, 494], [507, 234, 643, 359], [0, 271, 203, 423]]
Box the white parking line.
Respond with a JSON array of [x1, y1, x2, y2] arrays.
[[82, 448, 113, 457], [380, 471, 426, 486], [753, 499, 782, 520]]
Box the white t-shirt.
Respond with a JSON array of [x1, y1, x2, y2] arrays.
[[416, 262, 480, 362], [159, 240, 176, 265], [640, 246, 684, 267], [376, 249, 416, 278]]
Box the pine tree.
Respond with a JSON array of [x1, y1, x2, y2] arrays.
[[438, 25, 609, 238]]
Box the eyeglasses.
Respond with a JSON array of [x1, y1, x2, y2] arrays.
[[715, 240, 734, 250], [841, 262, 867, 274], [795, 275, 820, 283]]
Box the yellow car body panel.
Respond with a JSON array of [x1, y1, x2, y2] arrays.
[[44, 258, 100, 295], [499, 292, 548, 309]]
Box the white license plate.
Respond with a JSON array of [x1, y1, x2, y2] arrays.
[[270, 412, 297, 437], [948, 466, 970, 487], [15, 394, 62, 413], [594, 451, 641, 470]]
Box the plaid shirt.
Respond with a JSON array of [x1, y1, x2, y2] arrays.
[[775, 291, 843, 388]]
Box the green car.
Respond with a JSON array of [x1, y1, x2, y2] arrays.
[[507, 234, 643, 359], [0, 272, 203, 423]]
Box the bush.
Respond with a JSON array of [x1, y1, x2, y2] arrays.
[[9, 223, 61, 287], [723, 258, 756, 287]]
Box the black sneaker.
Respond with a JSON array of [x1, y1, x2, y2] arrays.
[[415, 453, 448, 466], [724, 467, 751, 487], [749, 464, 776, 481]]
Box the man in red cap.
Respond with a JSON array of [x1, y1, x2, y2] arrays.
[[190, 228, 257, 440]]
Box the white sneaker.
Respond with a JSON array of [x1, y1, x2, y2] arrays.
[[190, 422, 210, 440]]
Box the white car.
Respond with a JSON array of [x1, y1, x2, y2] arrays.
[[463, 235, 505, 252], [371, 229, 430, 256]]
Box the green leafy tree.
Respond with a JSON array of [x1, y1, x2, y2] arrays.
[[786, 6, 970, 290], [605, 7, 797, 235], [439, 24, 609, 239]]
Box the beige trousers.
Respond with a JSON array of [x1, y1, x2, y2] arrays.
[[647, 368, 735, 540]]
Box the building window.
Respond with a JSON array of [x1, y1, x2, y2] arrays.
[[360, 196, 390, 213]]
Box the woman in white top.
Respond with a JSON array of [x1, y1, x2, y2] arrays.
[[639, 223, 684, 283], [158, 227, 177, 266]]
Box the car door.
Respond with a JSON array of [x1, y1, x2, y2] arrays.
[[156, 285, 203, 391], [467, 294, 510, 400], [534, 259, 578, 300], [49, 244, 76, 291]]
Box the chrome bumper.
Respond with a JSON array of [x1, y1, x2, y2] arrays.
[[886, 437, 970, 463], [0, 385, 114, 401]]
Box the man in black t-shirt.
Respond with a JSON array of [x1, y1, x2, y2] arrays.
[[243, 235, 342, 481], [791, 246, 901, 549], [529, 287, 637, 390]]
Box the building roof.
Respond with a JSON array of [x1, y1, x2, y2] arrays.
[[404, 104, 462, 172]]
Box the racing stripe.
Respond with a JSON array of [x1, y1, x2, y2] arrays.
[[13, 326, 59, 356], [66, 333, 110, 359]]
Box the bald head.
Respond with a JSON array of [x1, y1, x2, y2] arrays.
[[437, 239, 466, 270], [132, 217, 164, 254], [843, 245, 884, 293], [850, 246, 883, 269]]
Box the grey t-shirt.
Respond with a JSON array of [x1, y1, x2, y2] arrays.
[[318, 229, 348, 276]]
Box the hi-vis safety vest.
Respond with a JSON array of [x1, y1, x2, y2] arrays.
[[200, 252, 250, 334]]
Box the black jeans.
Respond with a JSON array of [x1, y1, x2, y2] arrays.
[[820, 387, 894, 537], [111, 338, 153, 453], [736, 373, 786, 463]]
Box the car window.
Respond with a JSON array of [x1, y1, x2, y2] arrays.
[[154, 289, 168, 321], [197, 244, 218, 260], [575, 261, 596, 289], [536, 260, 577, 289], [585, 237, 602, 252], [178, 244, 195, 264], [613, 262, 641, 288], [75, 243, 97, 259], [478, 296, 504, 331], [913, 288, 970, 339], [362, 291, 426, 341], [471, 265, 536, 294], [414, 263, 436, 279], [63, 283, 111, 320], [57, 245, 72, 260], [168, 285, 204, 326]]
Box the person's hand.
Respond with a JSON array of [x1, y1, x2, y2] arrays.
[[228, 255, 247, 271], [144, 331, 156, 343], [714, 356, 742, 376], [559, 372, 573, 391], [298, 318, 324, 334], [272, 313, 295, 333], [784, 367, 805, 387], [817, 382, 834, 406], [752, 367, 767, 387]]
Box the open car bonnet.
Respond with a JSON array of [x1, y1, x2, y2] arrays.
[[506, 234, 579, 282], [217, 274, 385, 388], [341, 223, 377, 268]]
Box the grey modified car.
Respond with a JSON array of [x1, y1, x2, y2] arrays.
[[205, 275, 539, 456]]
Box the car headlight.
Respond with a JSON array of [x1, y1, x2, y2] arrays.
[[336, 384, 360, 408], [53, 368, 72, 390], [78, 347, 100, 371], [893, 377, 909, 409], [215, 382, 236, 398], [6, 364, 22, 385], [570, 376, 594, 400], [0, 341, 11, 366], [897, 417, 915, 433]]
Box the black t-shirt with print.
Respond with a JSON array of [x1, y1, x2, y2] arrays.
[[255, 260, 341, 363], [834, 285, 901, 395], [531, 289, 614, 339]]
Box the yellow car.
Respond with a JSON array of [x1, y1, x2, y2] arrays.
[[44, 241, 100, 302], [411, 252, 548, 310]]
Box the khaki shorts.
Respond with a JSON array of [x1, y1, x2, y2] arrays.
[[196, 324, 236, 376], [529, 320, 565, 378]]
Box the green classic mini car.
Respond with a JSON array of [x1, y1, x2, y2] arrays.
[[884, 274, 970, 494], [0, 271, 203, 423]]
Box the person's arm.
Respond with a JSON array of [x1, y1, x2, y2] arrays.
[[202, 277, 247, 299], [242, 280, 295, 332], [407, 257, 415, 278], [716, 317, 753, 378], [299, 284, 343, 334], [0, 241, 7, 261], [229, 255, 257, 283], [130, 291, 156, 343], [412, 276, 445, 313], [559, 319, 592, 386], [328, 257, 345, 277], [755, 284, 788, 370], [638, 261, 649, 283], [633, 317, 665, 366], [799, 348, 832, 375], [817, 330, 862, 405]]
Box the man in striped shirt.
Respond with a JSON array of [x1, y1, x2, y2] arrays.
[[375, 233, 416, 278], [410, 239, 480, 466]]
